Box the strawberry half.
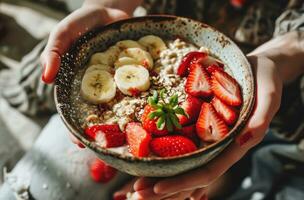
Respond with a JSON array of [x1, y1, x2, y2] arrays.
[[211, 97, 238, 125], [142, 104, 169, 136], [177, 51, 207, 77], [211, 69, 242, 106], [185, 63, 212, 98], [150, 135, 197, 157], [196, 103, 229, 142], [126, 122, 151, 157], [206, 64, 223, 74], [178, 96, 202, 126], [85, 124, 125, 148], [176, 124, 199, 143], [89, 158, 117, 183]]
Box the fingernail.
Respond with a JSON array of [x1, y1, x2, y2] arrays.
[[238, 132, 253, 147], [131, 192, 142, 200], [77, 143, 85, 149], [113, 194, 126, 200]]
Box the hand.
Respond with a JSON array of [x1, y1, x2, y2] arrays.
[[128, 55, 282, 200]]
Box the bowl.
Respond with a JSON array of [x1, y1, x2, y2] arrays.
[[54, 15, 255, 177]]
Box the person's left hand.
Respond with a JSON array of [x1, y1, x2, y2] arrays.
[[114, 54, 282, 200]]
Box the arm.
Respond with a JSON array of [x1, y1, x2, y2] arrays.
[[130, 31, 304, 200], [41, 0, 142, 83]]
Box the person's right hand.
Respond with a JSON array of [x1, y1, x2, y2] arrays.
[[40, 4, 129, 84]]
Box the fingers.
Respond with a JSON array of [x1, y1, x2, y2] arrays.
[[190, 188, 207, 200], [134, 177, 159, 191], [113, 178, 137, 200], [41, 6, 129, 83], [162, 189, 193, 200], [132, 188, 171, 200]]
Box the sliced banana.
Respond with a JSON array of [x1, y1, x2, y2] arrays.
[[119, 48, 154, 70], [114, 65, 150, 96], [138, 35, 167, 59], [81, 70, 116, 104], [89, 45, 120, 66], [85, 64, 112, 73], [116, 40, 146, 50], [114, 57, 141, 69]]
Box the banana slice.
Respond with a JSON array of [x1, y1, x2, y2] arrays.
[[138, 35, 167, 59], [114, 65, 150, 96], [116, 40, 146, 50], [85, 64, 112, 73], [119, 48, 154, 70], [81, 70, 116, 104], [114, 57, 141, 69], [89, 45, 120, 66]]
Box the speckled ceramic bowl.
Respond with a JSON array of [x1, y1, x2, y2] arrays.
[[54, 15, 255, 177]]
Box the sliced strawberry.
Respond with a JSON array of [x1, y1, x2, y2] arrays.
[[150, 135, 197, 157], [176, 124, 199, 143], [128, 88, 141, 96], [211, 97, 238, 125], [196, 55, 224, 68], [141, 105, 169, 136], [178, 96, 202, 126], [196, 103, 229, 142], [206, 64, 223, 74], [177, 51, 207, 77], [89, 158, 117, 183], [85, 124, 125, 148], [185, 63, 212, 98], [211, 70, 242, 106], [126, 122, 151, 157]]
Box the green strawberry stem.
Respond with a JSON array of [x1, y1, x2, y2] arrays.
[[148, 89, 188, 132]]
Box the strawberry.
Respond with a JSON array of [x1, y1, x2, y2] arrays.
[[126, 122, 152, 157], [211, 69, 242, 106], [211, 97, 238, 125], [142, 90, 188, 134], [176, 124, 199, 143], [85, 124, 125, 148], [177, 51, 207, 77], [178, 96, 202, 126], [206, 64, 223, 74], [196, 103, 229, 142], [196, 55, 224, 68], [142, 105, 169, 136], [150, 135, 197, 157], [185, 63, 212, 98], [89, 158, 117, 183]]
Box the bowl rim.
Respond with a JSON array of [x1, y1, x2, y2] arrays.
[[54, 15, 255, 163]]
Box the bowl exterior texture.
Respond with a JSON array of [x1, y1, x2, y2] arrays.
[[55, 16, 255, 177]]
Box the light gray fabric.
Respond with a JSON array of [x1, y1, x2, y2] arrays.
[[0, 115, 131, 200]]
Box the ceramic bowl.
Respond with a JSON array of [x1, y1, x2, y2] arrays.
[[54, 15, 255, 177]]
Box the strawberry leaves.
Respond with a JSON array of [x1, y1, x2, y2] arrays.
[[147, 90, 187, 132]]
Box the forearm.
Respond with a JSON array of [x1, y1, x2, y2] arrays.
[[83, 0, 143, 15], [248, 31, 304, 84]]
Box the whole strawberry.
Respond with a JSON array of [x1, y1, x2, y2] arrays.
[[150, 135, 197, 157], [89, 158, 117, 183], [141, 90, 188, 135]]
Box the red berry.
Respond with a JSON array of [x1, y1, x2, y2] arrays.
[[211, 70, 242, 106], [206, 64, 223, 74], [141, 105, 168, 136], [126, 122, 152, 157], [85, 124, 125, 148], [185, 63, 212, 98], [89, 158, 117, 183], [196, 55, 224, 68], [196, 103, 229, 142], [178, 96, 202, 126], [176, 124, 199, 143], [128, 88, 141, 96], [211, 97, 238, 125], [150, 135, 197, 157], [177, 51, 207, 77]]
